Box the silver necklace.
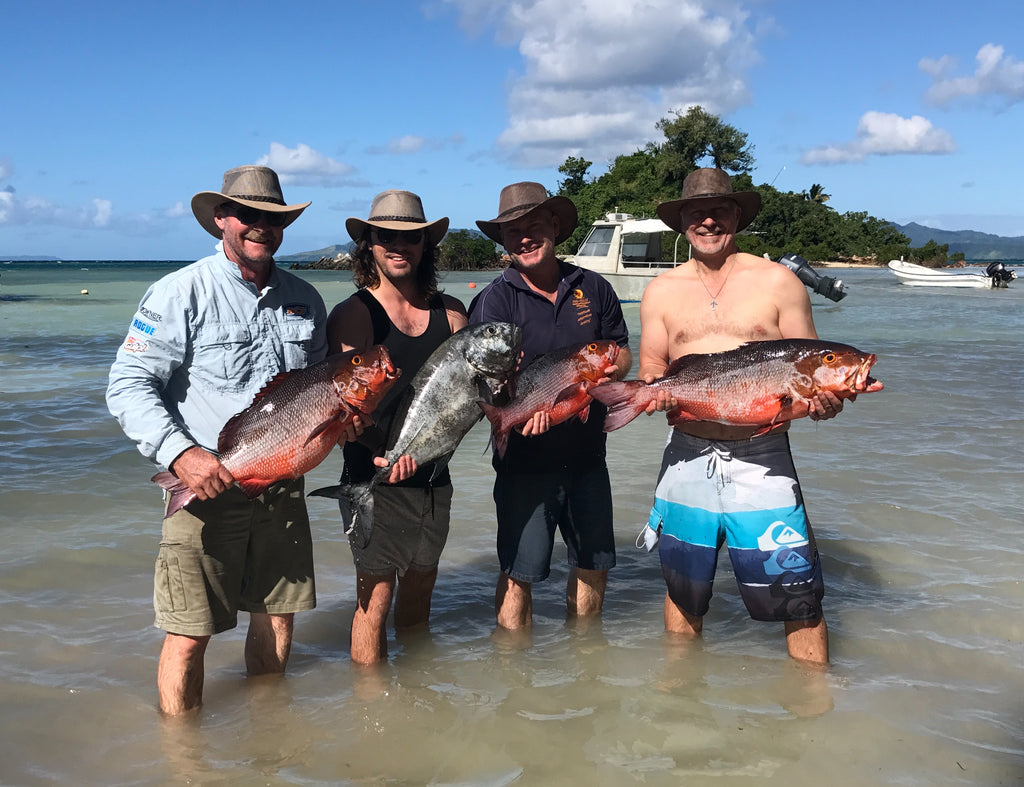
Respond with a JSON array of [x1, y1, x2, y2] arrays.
[[693, 258, 736, 311]]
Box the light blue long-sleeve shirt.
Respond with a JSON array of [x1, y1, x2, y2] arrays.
[[106, 243, 328, 470]]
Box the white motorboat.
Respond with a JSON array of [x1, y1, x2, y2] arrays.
[[568, 211, 848, 302], [887, 259, 1016, 288]]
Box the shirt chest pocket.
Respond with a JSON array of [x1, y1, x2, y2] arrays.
[[193, 323, 255, 394], [278, 318, 316, 369]]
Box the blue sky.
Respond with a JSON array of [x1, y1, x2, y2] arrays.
[[2, 0, 1023, 260]]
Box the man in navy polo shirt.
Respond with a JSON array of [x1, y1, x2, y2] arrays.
[[468, 182, 632, 630]]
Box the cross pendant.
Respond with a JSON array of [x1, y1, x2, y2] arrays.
[[710, 299, 717, 311]]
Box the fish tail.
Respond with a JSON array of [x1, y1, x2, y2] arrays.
[[151, 471, 196, 517], [591, 381, 647, 432], [308, 481, 376, 547]]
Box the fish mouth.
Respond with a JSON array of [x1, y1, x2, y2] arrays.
[[846, 354, 878, 392]]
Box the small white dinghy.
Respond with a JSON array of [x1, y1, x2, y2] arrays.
[[887, 259, 1016, 289]]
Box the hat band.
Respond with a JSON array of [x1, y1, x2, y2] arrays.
[[228, 194, 286, 206], [494, 201, 543, 221], [368, 214, 426, 223]]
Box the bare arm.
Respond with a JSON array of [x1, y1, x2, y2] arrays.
[[327, 297, 375, 353]]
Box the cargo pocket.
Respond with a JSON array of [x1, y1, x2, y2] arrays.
[[155, 549, 188, 612]]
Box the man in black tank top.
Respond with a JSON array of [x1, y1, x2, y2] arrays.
[[326, 190, 468, 665]]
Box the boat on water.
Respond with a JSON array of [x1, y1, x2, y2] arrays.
[[887, 259, 1017, 289], [567, 211, 848, 302]]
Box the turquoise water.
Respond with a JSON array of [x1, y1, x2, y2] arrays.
[[1, 261, 1022, 785]]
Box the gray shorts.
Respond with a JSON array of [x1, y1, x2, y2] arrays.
[[346, 483, 453, 575], [154, 478, 316, 637]]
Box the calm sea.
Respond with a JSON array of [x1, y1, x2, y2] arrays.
[[1, 260, 1022, 786]]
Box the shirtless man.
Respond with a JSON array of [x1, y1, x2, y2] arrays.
[[639, 168, 847, 665]]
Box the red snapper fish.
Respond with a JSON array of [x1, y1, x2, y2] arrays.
[[153, 345, 399, 516], [590, 338, 882, 433], [479, 340, 620, 459]]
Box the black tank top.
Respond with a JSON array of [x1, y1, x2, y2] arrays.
[[341, 288, 453, 486]]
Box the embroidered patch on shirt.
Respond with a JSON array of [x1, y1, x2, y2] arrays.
[[571, 288, 593, 326], [139, 307, 162, 322], [284, 303, 309, 318], [131, 317, 157, 336], [123, 336, 148, 353]]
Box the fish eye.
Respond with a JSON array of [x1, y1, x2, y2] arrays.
[[823, 353, 836, 363], [351, 355, 362, 365], [588, 343, 597, 351]]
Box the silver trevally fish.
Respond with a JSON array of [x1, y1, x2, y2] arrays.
[[310, 321, 522, 545]]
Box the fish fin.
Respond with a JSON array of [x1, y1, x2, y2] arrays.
[[302, 406, 354, 448], [552, 383, 585, 407], [578, 403, 591, 423], [478, 401, 509, 459], [237, 478, 273, 499], [591, 381, 646, 431], [151, 471, 196, 517], [308, 481, 376, 547]]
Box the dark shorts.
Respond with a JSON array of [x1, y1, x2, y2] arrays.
[[493, 464, 616, 583], [154, 477, 316, 637], [650, 431, 824, 622], [345, 483, 453, 576]]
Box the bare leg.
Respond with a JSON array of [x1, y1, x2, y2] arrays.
[[350, 570, 396, 665], [245, 613, 294, 675], [784, 616, 829, 665], [567, 568, 607, 617], [394, 567, 438, 630], [664, 591, 703, 636], [495, 572, 532, 630], [157, 633, 210, 716]]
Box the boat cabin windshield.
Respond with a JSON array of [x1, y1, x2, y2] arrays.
[[577, 226, 615, 257]]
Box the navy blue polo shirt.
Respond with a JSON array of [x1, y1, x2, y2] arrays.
[[468, 260, 629, 472]]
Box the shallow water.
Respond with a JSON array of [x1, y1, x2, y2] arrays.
[[1, 262, 1022, 785]]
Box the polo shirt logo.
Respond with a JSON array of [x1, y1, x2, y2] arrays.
[[285, 303, 309, 318], [572, 288, 593, 326]]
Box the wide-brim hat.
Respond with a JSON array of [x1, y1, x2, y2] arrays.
[[476, 181, 578, 245], [656, 168, 761, 233], [191, 165, 310, 239], [346, 190, 449, 246]]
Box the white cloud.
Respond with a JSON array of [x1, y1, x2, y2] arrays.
[[922, 44, 1024, 106], [0, 157, 12, 181], [164, 201, 188, 218], [92, 199, 112, 227], [366, 134, 466, 155], [444, 0, 759, 167], [255, 142, 357, 187], [801, 111, 956, 165], [0, 191, 118, 229]]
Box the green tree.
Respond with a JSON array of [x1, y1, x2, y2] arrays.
[[655, 106, 755, 185], [557, 156, 592, 196], [438, 230, 501, 271]]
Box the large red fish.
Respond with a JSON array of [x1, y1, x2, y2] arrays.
[[591, 339, 882, 433], [153, 345, 399, 516], [479, 340, 620, 459]]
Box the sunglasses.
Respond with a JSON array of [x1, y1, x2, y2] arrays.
[[229, 205, 290, 228], [371, 227, 424, 245]]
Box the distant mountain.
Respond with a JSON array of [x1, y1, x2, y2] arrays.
[[891, 222, 1024, 260], [281, 228, 492, 263], [277, 243, 354, 263]]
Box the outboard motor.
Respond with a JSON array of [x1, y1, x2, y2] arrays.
[[777, 252, 848, 302], [985, 261, 1017, 288]]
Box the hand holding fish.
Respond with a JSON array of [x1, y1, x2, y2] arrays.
[[373, 453, 418, 484], [170, 446, 236, 501], [807, 390, 846, 421], [519, 410, 552, 436]]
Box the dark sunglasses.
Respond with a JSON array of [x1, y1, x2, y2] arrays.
[[229, 205, 289, 228], [371, 227, 424, 245]]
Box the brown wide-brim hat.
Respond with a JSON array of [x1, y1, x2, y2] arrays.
[[346, 190, 449, 246], [191, 165, 311, 239], [476, 181, 578, 245], [656, 168, 761, 233]]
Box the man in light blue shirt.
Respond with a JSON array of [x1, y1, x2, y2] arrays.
[[107, 165, 333, 715]]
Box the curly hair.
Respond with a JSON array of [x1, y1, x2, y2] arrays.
[[350, 231, 440, 299]]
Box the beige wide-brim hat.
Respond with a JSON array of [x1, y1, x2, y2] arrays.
[[476, 181, 578, 245], [656, 168, 761, 233], [191, 165, 311, 239], [345, 190, 449, 246]]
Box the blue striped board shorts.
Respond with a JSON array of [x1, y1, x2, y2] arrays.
[[648, 430, 824, 622]]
